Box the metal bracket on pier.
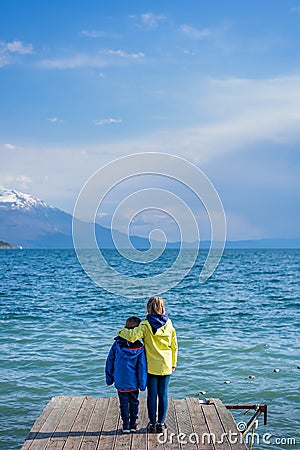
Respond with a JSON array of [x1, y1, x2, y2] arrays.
[[225, 403, 268, 436]]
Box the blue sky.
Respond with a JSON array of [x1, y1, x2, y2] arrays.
[[1, 0, 300, 241]]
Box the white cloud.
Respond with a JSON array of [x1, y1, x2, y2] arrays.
[[105, 49, 144, 59], [38, 54, 107, 69], [291, 6, 300, 12], [93, 118, 122, 126], [3, 143, 16, 150], [141, 12, 166, 28], [5, 40, 33, 54], [130, 12, 166, 29], [0, 40, 33, 67], [2, 175, 32, 190], [180, 24, 213, 40], [80, 29, 120, 39], [38, 49, 144, 69], [146, 74, 300, 162], [47, 117, 63, 123]]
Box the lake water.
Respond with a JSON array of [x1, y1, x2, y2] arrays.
[[0, 249, 299, 449]]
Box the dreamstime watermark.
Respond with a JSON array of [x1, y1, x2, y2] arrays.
[[157, 428, 297, 447], [72, 153, 226, 298]]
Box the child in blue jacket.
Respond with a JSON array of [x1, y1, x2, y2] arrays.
[[105, 316, 147, 433]]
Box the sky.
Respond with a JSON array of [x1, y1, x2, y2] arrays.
[[1, 0, 300, 241]]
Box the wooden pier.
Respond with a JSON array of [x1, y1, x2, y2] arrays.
[[21, 396, 248, 450]]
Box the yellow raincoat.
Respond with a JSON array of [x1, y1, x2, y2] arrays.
[[118, 318, 178, 376]]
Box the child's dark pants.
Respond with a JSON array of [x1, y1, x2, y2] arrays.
[[117, 390, 139, 428]]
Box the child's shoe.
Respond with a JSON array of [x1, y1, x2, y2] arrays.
[[130, 422, 138, 432], [122, 422, 130, 433], [146, 422, 156, 433], [156, 422, 167, 434]]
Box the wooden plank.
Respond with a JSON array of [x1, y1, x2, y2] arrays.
[[148, 429, 165, 449], [45, 396, 86, 449], [113, 420, 132, 450], [62, 396, 96, 450], [45, 438, 69, 450], [209, 399, 247, 450], [131, 397, 148, 450], [79, 397, 110, 450], [164, 397, 181, 450], [96, 396, 119, 450], [174, 398, 198, 450], [24, 396, 73, 450], [202, 404, 231, 450], [186, 399, 215, 450], [21, 397, 62, 450]]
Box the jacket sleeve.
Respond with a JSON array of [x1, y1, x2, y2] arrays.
[[138, 348, 147, 391], [171, 327, 178, 368], [105, 342, 116, 385], [118, 322, 146, 342]]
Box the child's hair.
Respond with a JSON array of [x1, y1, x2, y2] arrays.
[[125, 316, 141, 329], [147, 296, 165, 315]]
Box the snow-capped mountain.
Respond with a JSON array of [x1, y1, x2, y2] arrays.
[[0, 189, 54, 211], [0, 188, 151, 249], [0, 188, 75, 248]]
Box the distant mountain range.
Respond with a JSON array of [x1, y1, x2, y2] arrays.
[[0, 240, 13, 249], [0, 189, 152, 249], [0, 189, 299, 249]]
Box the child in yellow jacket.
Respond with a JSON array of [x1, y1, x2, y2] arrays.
[[118, 296, 178, 433]]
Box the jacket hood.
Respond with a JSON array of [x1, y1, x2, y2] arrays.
[[146, 313, 169, 333], [114, 336, 144, 356]]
